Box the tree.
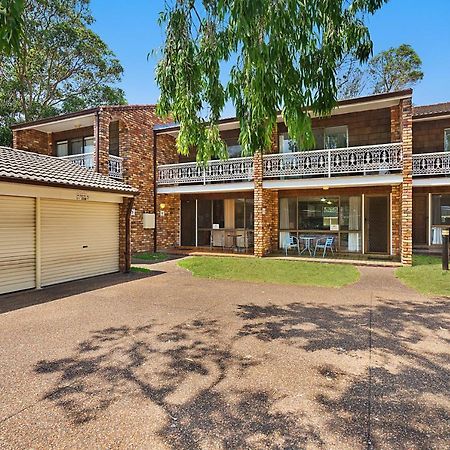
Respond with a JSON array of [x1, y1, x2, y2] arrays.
[[368, 44, 423, 93], [0, 0, 24, 55], [0, 0, 126, 145], [336, 53, 367, 100], [156, 0, 387, 162]]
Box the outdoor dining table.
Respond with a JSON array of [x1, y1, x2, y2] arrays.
[[299, 235, 315, 256], [226, 230, 246, 252]]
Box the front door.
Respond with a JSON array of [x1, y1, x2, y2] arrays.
[[365, 196, 389, 253], [181, 199, 196, 246], [413, 195, 428, 245]]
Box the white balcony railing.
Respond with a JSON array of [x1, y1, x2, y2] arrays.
[[108, 155, 124, 179], [157, 156, 254, 185], [60, 152, 123, 179], [413, 152, 450, 176], [60, 152, 95, 170], [263, 143, 403, 179]]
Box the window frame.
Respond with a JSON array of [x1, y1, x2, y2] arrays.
[[279, 125, 349, 153], [444, 128, 450, 152]]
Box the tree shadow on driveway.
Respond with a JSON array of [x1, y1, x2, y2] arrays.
[[34, 319, 322, 449], [237, 297, 450, 449]]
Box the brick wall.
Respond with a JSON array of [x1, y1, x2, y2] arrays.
[[96, 106, 173, 254], [156, 193, 180, 250], [277, 108, 392, 147], [400, 98, 413, 266], [13, 129, 52, 155], [119, 197, 134, 272], [413, 117, 450, 153]]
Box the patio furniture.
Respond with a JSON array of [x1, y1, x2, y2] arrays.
[[299, 235, 315, 256], [314, 236, 335, 257], [283, 235, 300, 256], [210, 229, 225, 250]]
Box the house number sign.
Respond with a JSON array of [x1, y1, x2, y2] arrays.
[[76, 194, 89, 201]]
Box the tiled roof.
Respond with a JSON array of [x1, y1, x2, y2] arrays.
[[413, 102, 450, 117], [0, 147, 138, 194]]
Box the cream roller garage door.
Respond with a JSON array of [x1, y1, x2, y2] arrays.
[[41, 199, 119, 286], [0, 195, 36, 294]]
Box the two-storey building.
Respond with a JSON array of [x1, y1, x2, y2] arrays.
[[12, 90, 450, 266]]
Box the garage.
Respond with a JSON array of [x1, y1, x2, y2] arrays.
[[0, 195, 36, 294], [41, 199, 120, 286], [0, 147, 137, 295]]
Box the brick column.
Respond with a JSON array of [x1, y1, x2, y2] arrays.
[[400, 98, 413, 266], [119, 197, 134, 272], [156, 193, 180, 250], [253, 152, 275, 257], [97, 110, 110, 176]]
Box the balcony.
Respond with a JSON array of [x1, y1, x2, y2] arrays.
[[413, 152, 450, 176], [60, 152, 124, 179], [263, 143, 403, 178], [157, 143, 403, 187], [157, 156, 254, 186]]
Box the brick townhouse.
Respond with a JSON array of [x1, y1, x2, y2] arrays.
[[12, 90, 450, 266]]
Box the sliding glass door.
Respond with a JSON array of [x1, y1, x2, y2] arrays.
[[279, 195, 362, 253]]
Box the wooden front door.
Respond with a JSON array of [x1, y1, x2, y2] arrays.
[[365, 196, 389, 253], [181, 199, 196, 246], [413, 195, 428, 245]]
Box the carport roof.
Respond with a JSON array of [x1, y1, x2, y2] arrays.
[[0, 147, 138, 194]]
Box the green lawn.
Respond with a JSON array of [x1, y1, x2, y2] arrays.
[[130, 266, 152, 274], [178, 256, 359, 287], [396, 255, 450, 297], [132, 252, 169, 263]]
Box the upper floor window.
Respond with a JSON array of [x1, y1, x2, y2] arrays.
[[56, 136, 93, 156], [279, 126, 348, 153], [109, 121, 120, 156], [227, 144, 242, 158], [444, 129, 450, 152], [324, 126, 348, 149]]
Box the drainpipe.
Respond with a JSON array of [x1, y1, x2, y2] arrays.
[[125, 197, 134, 273], [153, 129, 158, 253]]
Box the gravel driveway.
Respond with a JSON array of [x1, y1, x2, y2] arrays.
[[0, 258, 448, 449]]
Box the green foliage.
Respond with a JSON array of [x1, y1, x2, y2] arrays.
[[132, 252, 169, 263], [156, 0, 387, 162], [396, 255, 450, 297], [0, 0, 125, 146], [0, 0, 24, 55], [178, 256, 360, 287], [369, 44, 424, 93]]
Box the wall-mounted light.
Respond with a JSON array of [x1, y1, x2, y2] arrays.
[[323, 186, 329, 190], [160, 203, 166, 210]]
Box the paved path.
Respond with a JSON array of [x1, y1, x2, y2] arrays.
[[0, 259, 448, 449]]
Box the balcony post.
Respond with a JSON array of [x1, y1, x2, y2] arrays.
[[400, 97, 413, 266], [327, 148, 331, 177]]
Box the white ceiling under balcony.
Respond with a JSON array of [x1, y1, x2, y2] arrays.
[[15, 113, 95, 134]]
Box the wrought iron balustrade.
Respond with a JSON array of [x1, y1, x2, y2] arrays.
[[413, 152, 450, 176], [157, 157, 254, 185], [263, 143, 403, 179]]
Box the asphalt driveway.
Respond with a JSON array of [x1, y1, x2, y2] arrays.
[[0, 258, 448, 449]]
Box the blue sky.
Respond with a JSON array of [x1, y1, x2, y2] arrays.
[[91, 0, 450, 115]]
